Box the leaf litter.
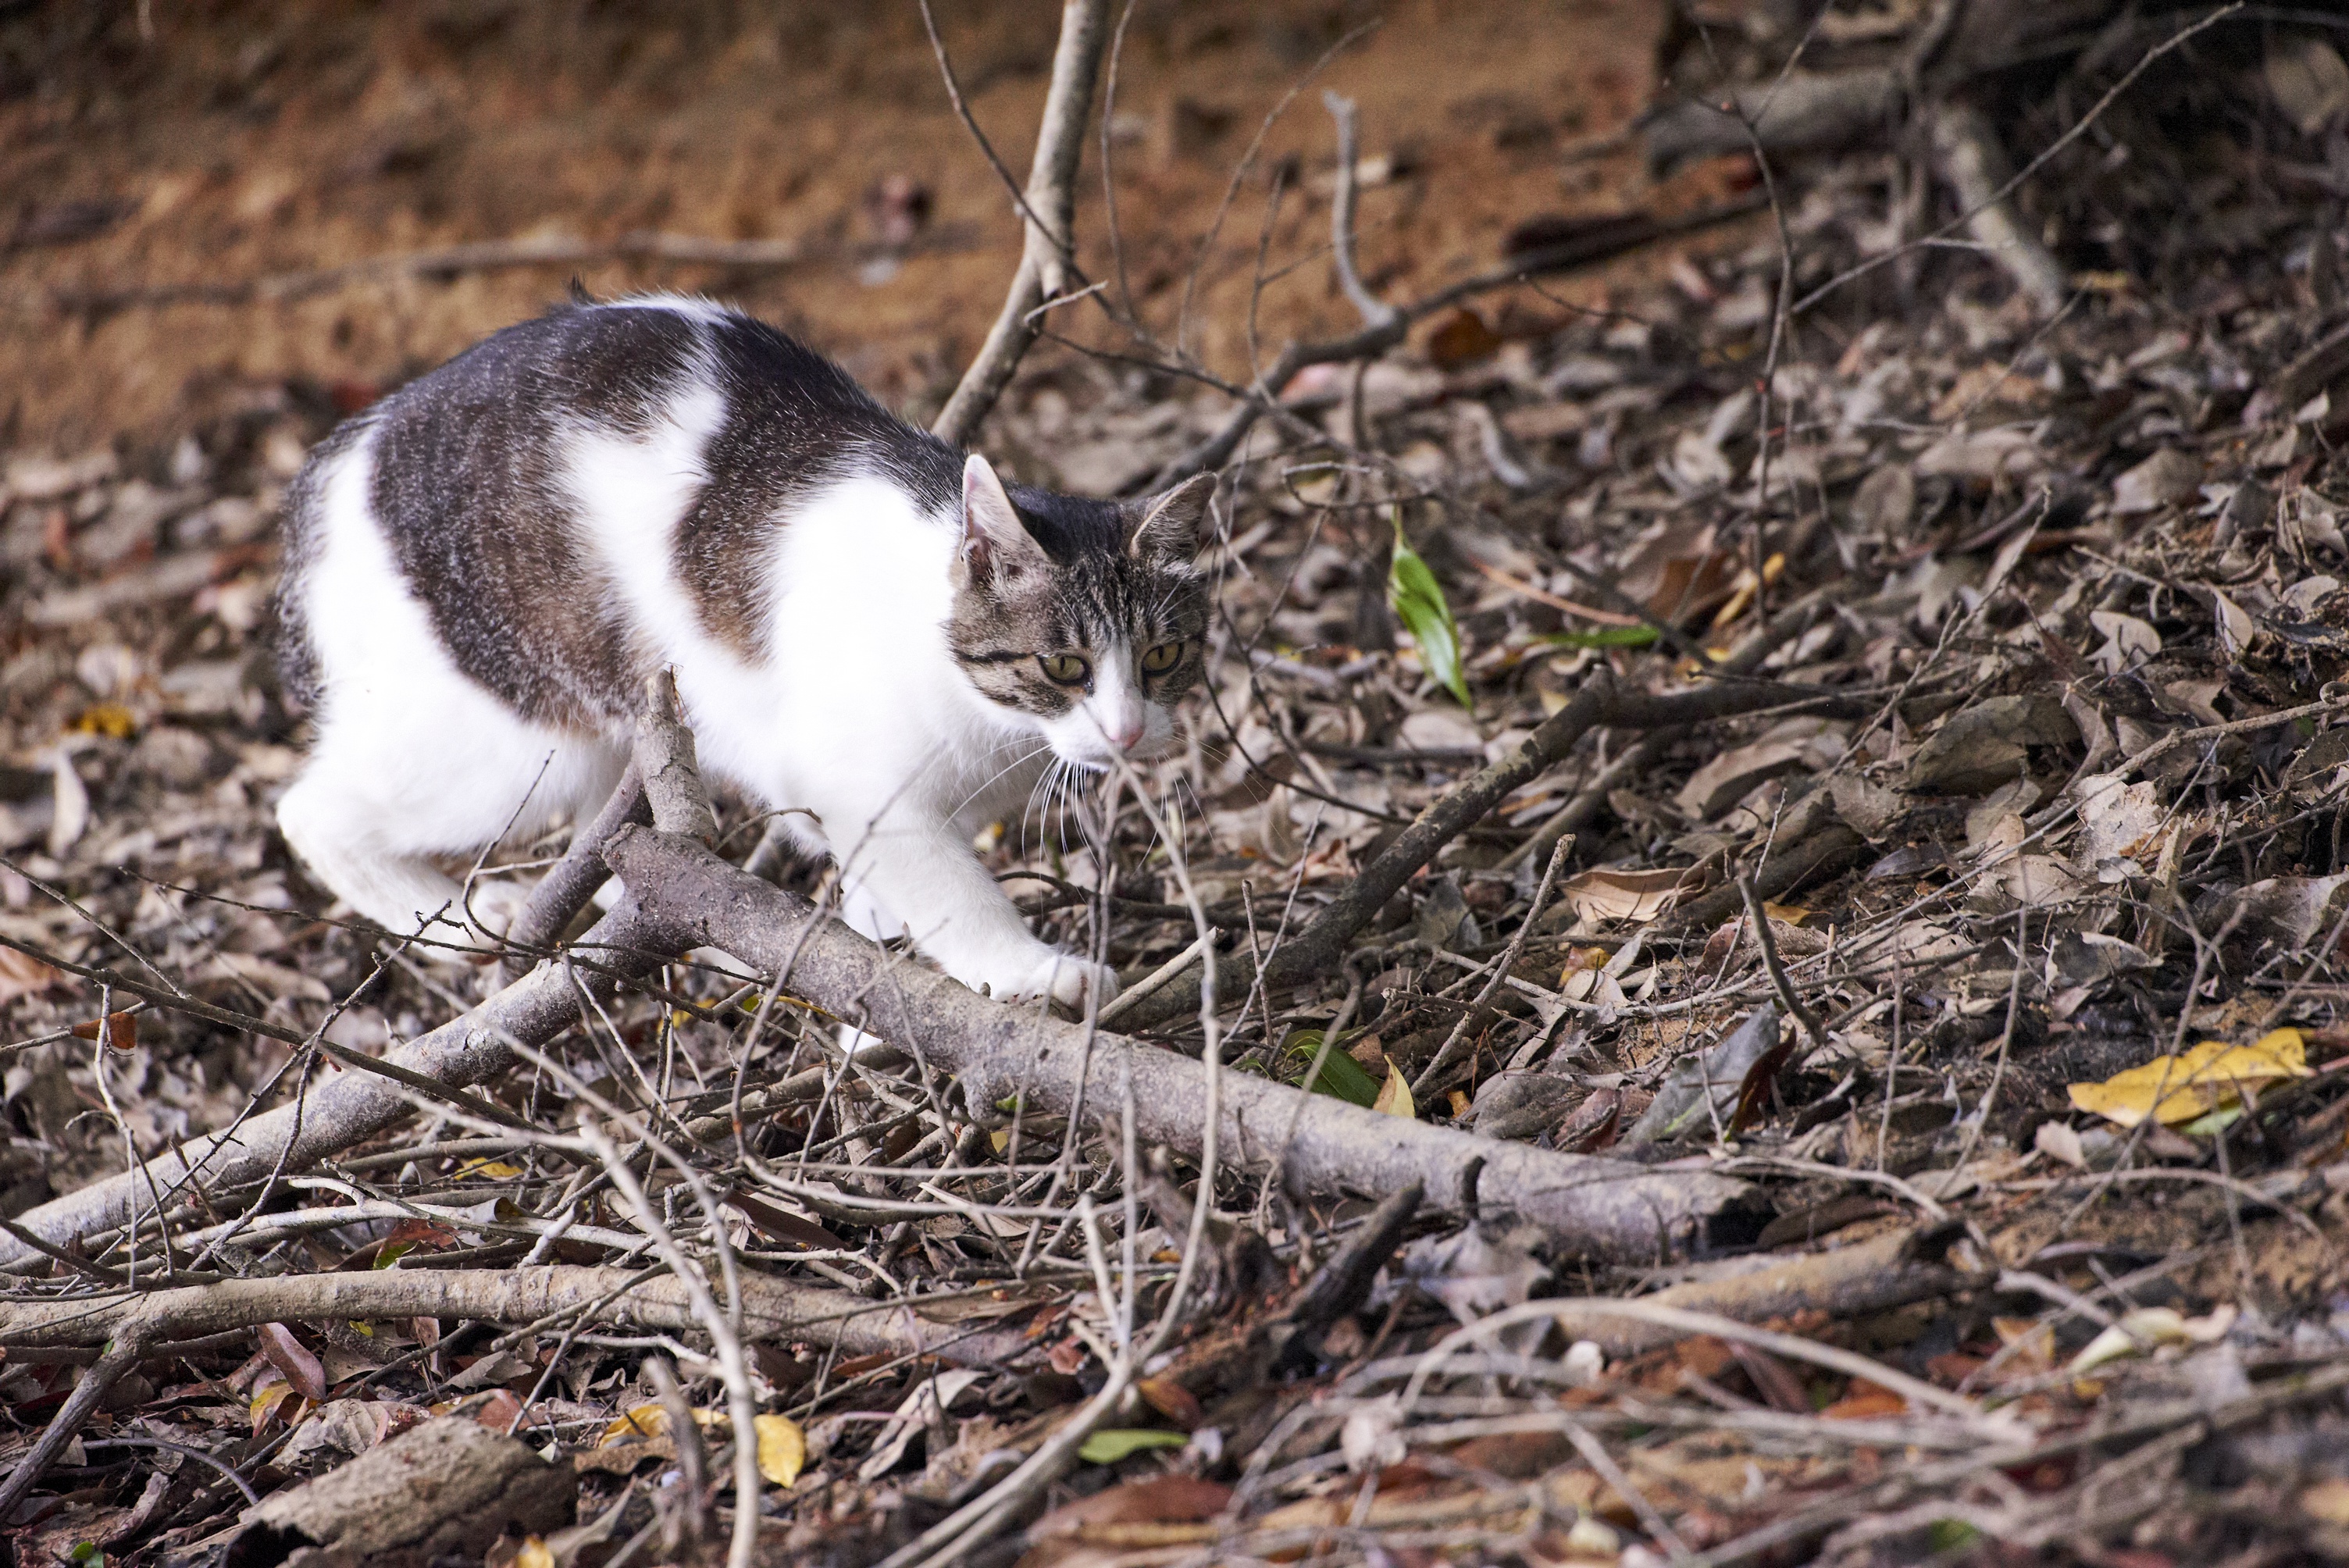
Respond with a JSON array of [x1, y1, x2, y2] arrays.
[[11, 6, 2349, 1568]]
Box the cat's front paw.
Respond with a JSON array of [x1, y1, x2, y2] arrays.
[[966, 949, 1121, 1011]]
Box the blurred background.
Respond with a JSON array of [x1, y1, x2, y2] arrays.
[[0, 0, 1745, 454]]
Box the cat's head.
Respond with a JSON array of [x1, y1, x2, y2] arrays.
[[946, 454, 1214, 768]]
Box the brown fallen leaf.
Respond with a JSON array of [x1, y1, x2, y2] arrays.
[[258, 1321, 327, 1402], [1557, 864, 1709, 925], [0, 946, 62, 1007]]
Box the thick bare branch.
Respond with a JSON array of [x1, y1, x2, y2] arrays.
[[601, 828, 1761, 1261], [0, 900, 668, 1273], [0, 1265, 1025, 1365], [1929, 102, 2069, 316], [1638, 69, 1900, 176], [501, 761, 649, 980]]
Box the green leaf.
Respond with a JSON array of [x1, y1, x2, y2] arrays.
[[2176, 1103, 2245, 1139], [1284, 1030, 1380, 1107], [1535, 624, 1660, 650], [1388, 513, 1470, 707], [1925, 1520, 1980, 1554], [1078, 1427, 1190, 1464]]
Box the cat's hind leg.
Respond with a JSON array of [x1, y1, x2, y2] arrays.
[[277, 711, 622, 946], [275, 425, 626, 947]]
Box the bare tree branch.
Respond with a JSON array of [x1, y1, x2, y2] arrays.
[[930, 0, 1111, 448], [1929, 101, 2070, 315], [601, 827, 1760, 1261]]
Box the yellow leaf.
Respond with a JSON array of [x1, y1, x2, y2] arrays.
[[1557, 946, 1609, 982], [604, 1405, 803, 1488], [514, 1538, 555, 1568], [455, 1157, 525, 1180], [1446, 1089, 1471, 1117], [2304, 1477, 2349, 1527], [599, 1404, 668, 1445], [2067, 1029, 2310, 1128], [1372, 1064, 1416, 1120], [1763, 903, 1808, 925], [754, 1414, 806, 1487], [72, 703, 137, 739]]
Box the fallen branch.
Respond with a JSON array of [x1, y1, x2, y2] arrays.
[[602, 828, 1762, 1261], [1552, 1224, 1987, 1357], [0, 915, 663, 1274], [501, 760, 648, 981], [223, 1418, 572, 1568], [929, 0, 1111, 447], [0, 681, 714, 1274], [0, 1263, 1028, 1366], [1929, 102, 2069, 316]]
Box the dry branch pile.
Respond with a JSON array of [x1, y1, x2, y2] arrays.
[[9, 2, 2349, 1566]]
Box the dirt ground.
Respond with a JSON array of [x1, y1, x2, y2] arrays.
[[2, 0, 1748, 456]]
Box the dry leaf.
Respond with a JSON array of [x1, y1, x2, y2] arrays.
[[1028, 1475, 1233, 1543], [755, 1413, 805, 1487], [2303, 1477, 2349, 1527], [69, 1010, 138, 1051], [1558, 864, 1707, 924], [1372, 1064, 1416, 1119], [599, 1403, 669, 1445], [1916, 426, 2044, 481], [258, 1321, 328, 1403], [2088, 611, 2160, 675], [1820, 1380, 1907, 1420], [2269, 34, 2349, 134], [2069, 1304, 2236, 1374], [2034, 1120, 2086, 1168], [2212, 590, 2257, 660], [0, 946, 64, 1007], [48, 748, 90, 857], [2112, 448, 2202, 515], [2073, 773, 2165, 868], [2068, 1029, 2312, 1128]]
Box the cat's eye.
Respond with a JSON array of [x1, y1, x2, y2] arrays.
[[1141, 641, 1184, 675], [1039, 653, 1091, 686]]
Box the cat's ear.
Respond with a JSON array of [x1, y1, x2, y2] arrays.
[[958, 454, 1046, 583], [1128, 473, 1215, 561]]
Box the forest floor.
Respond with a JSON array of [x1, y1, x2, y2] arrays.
[[10, 2, 2349, 1567]]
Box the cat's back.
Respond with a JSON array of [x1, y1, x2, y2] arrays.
[[275, 297, 956, 733]]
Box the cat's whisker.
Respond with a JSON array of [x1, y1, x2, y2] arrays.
[[1017, 757, 1061, 854]]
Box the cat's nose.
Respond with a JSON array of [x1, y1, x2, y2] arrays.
[[1103, 715, 1146, 751]]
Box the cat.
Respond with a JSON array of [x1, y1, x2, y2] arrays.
[[270, 294, 1214, 1008]]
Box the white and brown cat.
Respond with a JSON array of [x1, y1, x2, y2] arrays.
[[271, 294, 1213, 1008]]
